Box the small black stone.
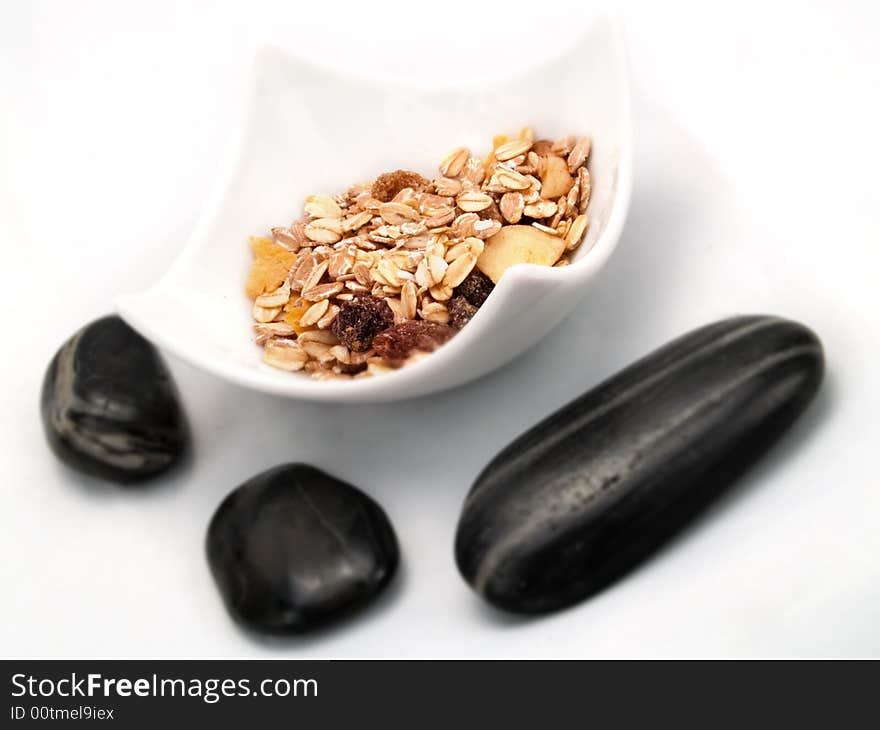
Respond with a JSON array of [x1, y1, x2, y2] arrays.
[[455, 316, 824, 614], [41, 315, 188, 484], [206, 464, 399, 633]]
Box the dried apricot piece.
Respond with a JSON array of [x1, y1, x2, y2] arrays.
[[282, 297, 325, 335], [245, 236, 295, 298]]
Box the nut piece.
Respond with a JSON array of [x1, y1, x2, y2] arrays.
[[477, 225, 566, 283], [540, 155, 575, 199]]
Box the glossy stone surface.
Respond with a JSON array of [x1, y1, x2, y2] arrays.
[[206, 464, 399, 633], [455, 316, 824, 614], [41, 315, 188, 483]]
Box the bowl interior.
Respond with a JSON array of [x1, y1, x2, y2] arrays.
[[117, 13, 630, 400]]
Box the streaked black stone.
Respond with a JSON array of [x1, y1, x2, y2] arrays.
[[41, 315, 188, 483], [455, 315, 824, 614], [206, 464, 399, 633]]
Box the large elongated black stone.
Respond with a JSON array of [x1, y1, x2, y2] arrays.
[[455, 316, 824, 614], [41, 315, 188, 483], [206, 464, 399, 633]]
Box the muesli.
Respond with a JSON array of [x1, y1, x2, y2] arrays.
[[245, 129, 592, 379]]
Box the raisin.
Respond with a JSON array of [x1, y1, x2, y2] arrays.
[[336, 362, 367, 375], [455, 269, 495, 307], [373, 321, 456, 361], [448, 296, 478, 330], [371, 170, 429, 202], [330, 295, 394, 352]]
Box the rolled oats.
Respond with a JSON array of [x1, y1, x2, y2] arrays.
[[500, 192, 525, 223], [299, 298, 330, 327], [456, 190, 494, 212], [246, 126, 593, 379], [305, 194, 343, 220], [262, 339, 308, 371], [439, 147, 469, 177], [304, 218, 343, 244]]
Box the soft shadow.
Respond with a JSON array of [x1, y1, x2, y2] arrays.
[[231, 558, 408, 651], [43, 438, 196, 503], [469, 373, 837, 630]]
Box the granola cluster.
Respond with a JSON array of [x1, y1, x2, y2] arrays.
[[247, 128, 592, 379]]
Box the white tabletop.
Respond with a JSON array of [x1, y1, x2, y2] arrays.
[[2, 0, 878, 658]]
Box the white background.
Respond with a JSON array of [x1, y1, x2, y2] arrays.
[[1, 0, 878, 657]]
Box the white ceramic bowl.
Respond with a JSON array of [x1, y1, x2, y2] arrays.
[[116, 13, 632, 402]]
